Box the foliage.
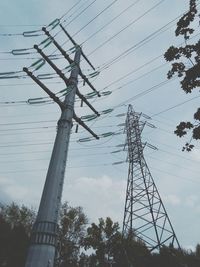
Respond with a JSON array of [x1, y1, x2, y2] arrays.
[[0, 202, 200, 267], [56, 202, 88, 267], [164, 0, 200, 150], [0, 202, 35, 234], [84, 217, 122, 266], [84, 218, 152, 267], [0, 203, 35, 267]]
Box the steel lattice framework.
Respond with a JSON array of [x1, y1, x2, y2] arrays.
[[122, 105, 180, 252]]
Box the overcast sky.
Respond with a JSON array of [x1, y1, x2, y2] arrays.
[[0, 0, 200, 251]]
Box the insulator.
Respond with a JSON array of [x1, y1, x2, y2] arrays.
[[101, 91, 112, 96], [116, 113, 126, 117], [43, 40, 53, 48], [27, 97, 49, 104], [37, 73, 54, 79], [81, 114, 98, 121], [146, 122, 156, 128], [142, 113, 151, 119], [48, 18, 60, 29], [12, 48, 31, 55], [100, 132, 113, 138], [116, 144, 125, 147], [34, 61, 46, 71], [112, 161, 125, 165], [58, 87, 68, 94], [30, 58, 44, 67], [146, 143, 158, 150], [69, 46, 77, 53], [78, 137, 92, 142], [101, 108, 113, 114], [117, 123, 126, 127], [110, 150, 122, 154], [89, 71, 100, 78], [85, 92, 98, 99], [39, 37, 50, 46], [23, 30, 42, 37]]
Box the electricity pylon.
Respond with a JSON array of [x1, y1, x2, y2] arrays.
[[122, 105, 180, 252], [24, 27, 100, 267]]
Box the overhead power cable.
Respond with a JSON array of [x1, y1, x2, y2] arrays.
[[87, 0, 165, 57], [0, 0, 95, 55], [148, 155, 200, 175], [152, 95, 200, 117], [0, 159, 199, 185], [70, 0, 118, 39], [113, 77, 177, 109], [97, 17, 178, 71], [0, 0, 84, 37], [81, 0, 141, 45], [62, 0, 98, 27], [59, 0, 84, 20]]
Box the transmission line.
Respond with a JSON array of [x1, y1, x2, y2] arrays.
[[87, 0, 165, 57]]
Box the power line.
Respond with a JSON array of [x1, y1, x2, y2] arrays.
[[0, 119, 57, 126], [0, 159, 199, 185], [81, 0, 141, 45], [152, 95, 200, 117], [70, 0, 118, 39], [159, 148, 200, 164], [150, 165, 200, 184], [148, 155, 200, 176], [87, 0, 165, 57], [112, 77, 177, 109]]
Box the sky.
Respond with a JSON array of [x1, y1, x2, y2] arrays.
[[0, 0, 200, 251]]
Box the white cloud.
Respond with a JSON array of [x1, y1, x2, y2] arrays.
[[0, 176, 29, 204], [163, 194, 181, 206], [185, 195, 199, 208], [63, 175, 126, 224]]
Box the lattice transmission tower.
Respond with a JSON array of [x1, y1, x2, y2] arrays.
[[122, 105, 180, 252]]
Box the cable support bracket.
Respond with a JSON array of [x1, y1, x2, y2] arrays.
[[73, 113, 99, 139], [42, 27, 100, 97], [23, 67, 64, 110], [59, 23, 96, 71], [34, 45, 67, 82]]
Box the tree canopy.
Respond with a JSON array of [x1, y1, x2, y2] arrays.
[[164, 0, 200, 151], [0, 202, 200, 267]]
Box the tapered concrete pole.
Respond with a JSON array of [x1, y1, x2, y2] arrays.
[[25, 47, 81, 267]]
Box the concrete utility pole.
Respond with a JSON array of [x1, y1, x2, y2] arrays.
[[23, 24, 100, 266], [24, 47, 81, 267]]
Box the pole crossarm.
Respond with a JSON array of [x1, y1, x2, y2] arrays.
[[58, 23, 96, 71], [34, 44, 68, 82], [76, 88, 100, 116], [73, 113, 99, 139], [42, 27, 101, 96], [33, 45, 100, 116], [23, 67, 64, 110]]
